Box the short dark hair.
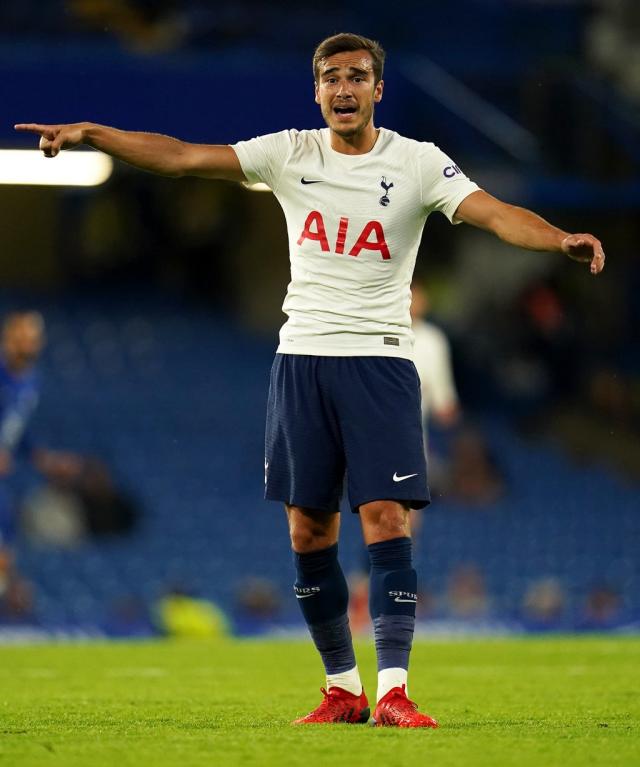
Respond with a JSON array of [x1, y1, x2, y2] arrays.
[[313, 33, 386, 84]]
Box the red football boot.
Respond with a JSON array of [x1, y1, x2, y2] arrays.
[[292, 686, 370, 725], [372, 685, 439, 728]]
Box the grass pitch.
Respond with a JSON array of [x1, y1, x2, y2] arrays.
[[1, 636, 638, 767]]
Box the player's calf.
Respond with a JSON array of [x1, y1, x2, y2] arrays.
[[368, 536, 417, 700], [293, 543, 363, 698]]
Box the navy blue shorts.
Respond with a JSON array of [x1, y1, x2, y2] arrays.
[[264, 354, 430, 513]]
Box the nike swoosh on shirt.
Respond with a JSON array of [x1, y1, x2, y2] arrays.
[[300, 177, 323, 184], [394, 597, 418, 603], [393, 472, 418, 482], [295, 593, 316, 599]]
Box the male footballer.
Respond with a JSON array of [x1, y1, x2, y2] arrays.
[[16, 32, 605, 727]]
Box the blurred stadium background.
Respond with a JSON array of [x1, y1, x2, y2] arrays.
[[0, 0, 638, 639]]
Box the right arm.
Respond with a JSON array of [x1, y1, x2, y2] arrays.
[[14, 122, 246, 182]]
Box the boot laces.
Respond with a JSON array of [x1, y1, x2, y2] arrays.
[[318, 686, 348, 714], [388, 685, 418, 711]]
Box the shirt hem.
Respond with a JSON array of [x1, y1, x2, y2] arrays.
[[276, 343, 413, 359]]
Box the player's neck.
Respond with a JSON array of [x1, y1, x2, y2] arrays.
[[329, 124, 379, 155]]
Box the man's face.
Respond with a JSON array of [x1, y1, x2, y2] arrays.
[[315, 50, 383, 139], [2, 316, 44, 372]]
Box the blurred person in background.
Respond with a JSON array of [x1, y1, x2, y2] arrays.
[[445, 427, 505, 506], [578, 583, 624, 630], [0, 550, 34, 625], [16, 30, 605, 728], [518, 281, 580, 403], [521, 576, 567, 630], [499, 280, 582, 413], [411, 283, 505, 509], [446, 563, 490, 619], [411, 280, 461, 436], [548, 366, 640, 481], [0, 313, 83, 544], [21, 455, 139, 547], [76, 457, 138, 535], [410, 279, 461, 519], [155, 585, 229, 639], [0, 312, 82, 619], [103, 595, 155, 638], [232, 576, 283, 636]]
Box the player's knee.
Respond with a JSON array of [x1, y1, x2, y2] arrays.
[[287, 506, 337, 553], [290, 526, 330, 553], [360, 500, 410, 544]]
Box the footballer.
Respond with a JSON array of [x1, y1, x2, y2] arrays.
[[16, 32, 605, 727]]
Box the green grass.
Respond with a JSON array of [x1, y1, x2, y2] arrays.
[[1, 636, 638, 767]]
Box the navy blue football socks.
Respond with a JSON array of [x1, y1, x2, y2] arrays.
[[294, 543, 356, 675], [368, 536, 417, 672]]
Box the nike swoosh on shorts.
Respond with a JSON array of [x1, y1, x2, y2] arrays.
[[393, 472, 418, 482]]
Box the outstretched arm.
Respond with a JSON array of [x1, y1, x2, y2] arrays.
[[14, 122, 246, 182], [455, 190, 605, 275]]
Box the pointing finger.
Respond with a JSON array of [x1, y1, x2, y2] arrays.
[[15, 123, 58, 140], [15, 123, 50, 134]]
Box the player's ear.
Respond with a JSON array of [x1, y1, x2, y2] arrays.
[[314, 80, 320, 104], [374, 79, 384, 103]]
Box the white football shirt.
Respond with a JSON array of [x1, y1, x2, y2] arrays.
[[233, 127, 479, 359], [412, 319, 459, 421]]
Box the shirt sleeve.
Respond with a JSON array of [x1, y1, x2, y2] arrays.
[[420, 144, 480, 224], [232, 130, 295, 192]]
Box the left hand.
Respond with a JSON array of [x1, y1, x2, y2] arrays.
[[561, 234, 605, 275]]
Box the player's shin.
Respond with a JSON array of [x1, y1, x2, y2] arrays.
[[367, 536, 417, 702], [293, 543, 361, 695]]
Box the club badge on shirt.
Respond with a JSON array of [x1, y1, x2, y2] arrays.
[[379, 177, 394, 206]]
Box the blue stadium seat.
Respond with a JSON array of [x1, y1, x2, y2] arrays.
[[3, 295, 638, 633]]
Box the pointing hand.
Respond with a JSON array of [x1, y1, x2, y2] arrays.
[[561, 233, 605, 275], [14, 122, 88, 158]]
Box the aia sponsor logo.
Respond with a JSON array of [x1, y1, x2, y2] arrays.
[[297, 210, 391, 260]]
